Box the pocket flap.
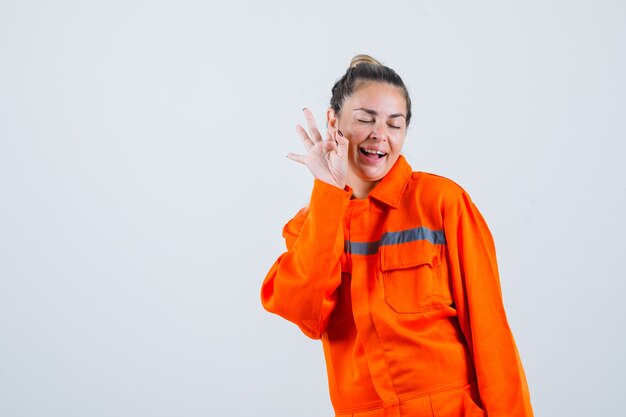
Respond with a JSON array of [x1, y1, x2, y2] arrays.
[[379, 240, 440, 271]]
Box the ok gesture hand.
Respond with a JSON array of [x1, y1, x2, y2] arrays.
[[287, 108, 349, 190]]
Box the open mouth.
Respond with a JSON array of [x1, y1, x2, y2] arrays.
[[359, 148, 387, 159]]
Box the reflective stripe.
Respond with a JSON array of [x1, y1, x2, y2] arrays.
[[344, 226, 446, 255], [381, 226, 446, 246], [344, 240, 380, 256]]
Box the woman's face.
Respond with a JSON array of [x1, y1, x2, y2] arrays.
[[328, 81, 408, 192]]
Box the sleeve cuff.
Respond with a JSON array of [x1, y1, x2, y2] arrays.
[[311, 179, 353, 203]]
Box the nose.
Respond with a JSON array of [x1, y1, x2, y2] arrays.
[[370, 122, 389, 141]]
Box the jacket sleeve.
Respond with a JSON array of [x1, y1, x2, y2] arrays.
[[260, 180, 351, 339], [444, 192, 533, 417]]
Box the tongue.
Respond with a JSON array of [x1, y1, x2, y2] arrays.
[[360, 149, 382, 161]]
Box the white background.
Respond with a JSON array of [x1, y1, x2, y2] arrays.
[[1, 1, 625, 416]]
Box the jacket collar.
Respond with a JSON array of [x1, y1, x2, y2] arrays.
[[367, 155, 413, 209]]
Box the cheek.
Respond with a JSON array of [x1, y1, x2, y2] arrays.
[[346, 126, 370, 142], [390, 133, 407, 150]]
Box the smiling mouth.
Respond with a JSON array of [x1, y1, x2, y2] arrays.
[[359, 148, 387, 158]]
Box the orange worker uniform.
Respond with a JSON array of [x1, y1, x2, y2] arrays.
[[261, 156, 533, 417]]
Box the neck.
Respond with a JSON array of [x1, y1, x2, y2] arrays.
[[348, 174, 379, 200]]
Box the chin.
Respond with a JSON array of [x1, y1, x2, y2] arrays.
[[358, 167, 390, 182]]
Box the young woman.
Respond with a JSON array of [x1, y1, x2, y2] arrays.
[[261, 55, 533, 417]]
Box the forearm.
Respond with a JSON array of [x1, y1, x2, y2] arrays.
[[261, 180, 351, 339]]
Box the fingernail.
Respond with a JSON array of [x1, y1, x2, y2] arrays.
[[338, 130, 344, 137], [302, 107, 307, 112]]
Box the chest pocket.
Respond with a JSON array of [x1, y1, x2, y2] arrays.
[[379, 242, 451, 314]]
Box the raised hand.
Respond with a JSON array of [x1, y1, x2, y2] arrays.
[[287, 108, 349, 189]]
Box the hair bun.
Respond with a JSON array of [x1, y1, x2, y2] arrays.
[[349, 54, 381, 68]]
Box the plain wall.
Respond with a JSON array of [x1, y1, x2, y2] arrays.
[[1, 1, 625, 416]]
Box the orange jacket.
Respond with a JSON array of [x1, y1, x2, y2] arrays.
[[261, 156, 533, 417]]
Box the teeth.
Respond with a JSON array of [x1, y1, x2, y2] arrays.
[[363, 149, 385, 156]]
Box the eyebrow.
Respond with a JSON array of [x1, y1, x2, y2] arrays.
[[353, 108, 406, 119]]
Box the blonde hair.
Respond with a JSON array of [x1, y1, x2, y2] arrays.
[[349, 54, 382, 68]]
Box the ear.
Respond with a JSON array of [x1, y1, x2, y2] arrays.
[[326, 108, 338, 129]]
